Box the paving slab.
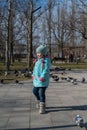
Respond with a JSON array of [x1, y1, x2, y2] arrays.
[[0, 70, 87, 130]]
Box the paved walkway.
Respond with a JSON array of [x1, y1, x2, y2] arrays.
[[0, 70, 87, 130]]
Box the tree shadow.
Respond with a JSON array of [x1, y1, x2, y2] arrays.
[[6, 124, 76, 130], [5, 123, 87, 130], [6, 129, 29, 130], [30, 124, 77, 130], [84, 122, 87, 130], [46, 105, 87, 113]]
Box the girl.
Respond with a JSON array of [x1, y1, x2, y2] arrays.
[[32, 45, 50, 114]]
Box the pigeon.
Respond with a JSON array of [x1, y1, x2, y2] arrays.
[[0, 79, 4, 84], [71, 78, 77, 83], [70, 78, 77, 85], [15, 80, 19, 83], [73, 81, 77, 85], [68, 68, 71, 71], [52, 75, 57, 79], [81, 77, 85, 83], [14, 70, 19, 77], [5, 71, 8, 76], [71, 79, 74, 83], [75, 115, 84, 127], [53, 77, 59, 81], [66, 77, 71, 82]]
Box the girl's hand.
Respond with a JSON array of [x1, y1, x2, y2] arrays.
[[32, 76, 34, 80], [33, 58, 37, 63], [39, 77, 45, 82]]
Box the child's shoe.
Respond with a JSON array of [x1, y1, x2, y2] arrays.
[[39, 102, 45, 114]]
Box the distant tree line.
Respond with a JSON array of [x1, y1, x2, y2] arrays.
[[0, 0, 87, 70]]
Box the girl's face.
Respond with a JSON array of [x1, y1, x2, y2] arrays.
[[36, 53, 42, 58]]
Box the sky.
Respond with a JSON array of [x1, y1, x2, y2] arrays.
[[0, 0, 6, 7]]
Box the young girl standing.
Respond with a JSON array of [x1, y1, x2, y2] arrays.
[[32, 44, 50, 114]]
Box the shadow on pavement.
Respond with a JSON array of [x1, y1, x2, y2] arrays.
[[30, 124, 76, 130], [6, 129, 29, 130], [46, 105, 87, 113], [5, 123, 87, 130], [6, 128, 30, 130], [84, 122, 87, 130], [6, 124, 76, 130]]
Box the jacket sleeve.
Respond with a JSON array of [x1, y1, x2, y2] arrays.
[[40, 59, 50, 79]]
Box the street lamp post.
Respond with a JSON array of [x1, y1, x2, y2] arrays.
[[6, 0, 10, 74], [29, 6, 41, 67]]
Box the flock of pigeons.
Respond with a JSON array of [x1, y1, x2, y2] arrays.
[[50, 67, 86, 85], [0, 68, 32, 84], [0, 66, 86, 84]]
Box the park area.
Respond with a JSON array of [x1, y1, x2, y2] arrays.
[[0, 65, 87, 130], [0, 59, 87, 83], [0, 0, 87, 129]]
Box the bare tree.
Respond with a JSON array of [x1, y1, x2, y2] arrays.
[[51, 1, 71, 59], [76, 0, 87, 40], [69, 0, 76, 46], [1, 0, 87, 67], [46, 0, 52, 58]]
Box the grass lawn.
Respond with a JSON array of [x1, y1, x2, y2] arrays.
[[0, 62, 31, 83], [0, 62, 27, 71], [1, 61, 87, 72], [0, 60, 87, 83], [53, 61, 87, 69]]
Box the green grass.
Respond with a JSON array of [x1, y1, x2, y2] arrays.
[[0, 62, 31, 83], [53, 62, 87, 69], [0, 60, 87, 83], [1, 60, 87, 72], [0, 62, 28, 71], [0, 73, 30, 83]]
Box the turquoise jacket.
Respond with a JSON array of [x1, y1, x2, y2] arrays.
[[32, 57, 50, 87]]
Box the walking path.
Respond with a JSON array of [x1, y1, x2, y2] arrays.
[[0, 69, 87, 130]]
